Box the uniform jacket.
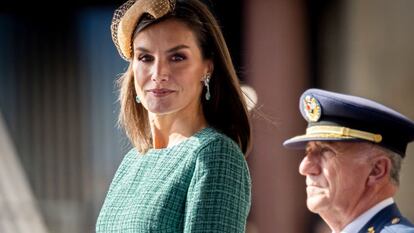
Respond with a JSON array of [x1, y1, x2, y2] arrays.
[[359, 203, 414, 233]]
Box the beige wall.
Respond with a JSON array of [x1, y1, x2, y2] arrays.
[[244, 0, 414, 231], [346, 0, 414, 220], [322, 0, 414, 220]]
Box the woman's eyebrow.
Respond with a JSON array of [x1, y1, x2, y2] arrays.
[[166, 44, 190, 53], [135, 47, 151, 53], [134, 45, 190, 54]]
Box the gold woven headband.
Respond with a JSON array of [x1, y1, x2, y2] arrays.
[[111, 0, 176, 60]]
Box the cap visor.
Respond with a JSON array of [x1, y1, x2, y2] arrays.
[[283, 133, 358, 149]]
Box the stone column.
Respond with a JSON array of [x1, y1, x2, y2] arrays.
[[0, 111, 49, 233], [244, 0, 311, 232]]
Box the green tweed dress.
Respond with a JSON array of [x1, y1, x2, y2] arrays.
[[96, 127, 251, 233]]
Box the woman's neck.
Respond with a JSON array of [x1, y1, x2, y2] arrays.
[[148, 109, 207, 149]]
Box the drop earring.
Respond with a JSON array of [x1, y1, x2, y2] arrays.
[[203, 74, 211, 101], [135, 96, 141, 104]]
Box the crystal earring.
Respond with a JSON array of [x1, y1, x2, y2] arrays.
[[135, 96, 141, 104], [203, 74, 211, 101]]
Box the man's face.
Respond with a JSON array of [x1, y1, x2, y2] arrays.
[[299, 141, 374, 214]]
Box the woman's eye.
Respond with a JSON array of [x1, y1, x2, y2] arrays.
[[138, 54, 154, 62], [171, 54, 186, 62]]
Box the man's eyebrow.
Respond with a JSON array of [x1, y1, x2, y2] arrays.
[[305, 143, 314, 152], [314, 141, 334, 147], [307, 141, 334, 152]]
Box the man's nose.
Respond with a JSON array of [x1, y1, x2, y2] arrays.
[[299, 154, 321, 176]]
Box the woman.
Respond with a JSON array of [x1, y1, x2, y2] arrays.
[[96, 0, 251, 232]]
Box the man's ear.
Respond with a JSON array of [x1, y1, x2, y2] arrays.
[[367, 156, 391, 186]]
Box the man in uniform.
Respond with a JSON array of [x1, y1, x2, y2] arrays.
[[284, 88, 414, 233]]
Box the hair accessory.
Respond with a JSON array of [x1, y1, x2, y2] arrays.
[[203, 74, 211, 101], [135, 95, 141, 103], [111, 0, 176, 60]]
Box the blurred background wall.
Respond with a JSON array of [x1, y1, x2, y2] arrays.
[[0, 0, 413, 232]]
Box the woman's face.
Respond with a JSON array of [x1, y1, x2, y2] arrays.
[[132, 19, 212, 117]]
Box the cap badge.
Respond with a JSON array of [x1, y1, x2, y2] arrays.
[[303, 95, 321, 122]]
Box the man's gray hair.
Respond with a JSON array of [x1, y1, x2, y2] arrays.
[[376, 146, 402, 186]]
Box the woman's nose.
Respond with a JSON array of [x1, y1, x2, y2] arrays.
[[152, 59, 169, 82]]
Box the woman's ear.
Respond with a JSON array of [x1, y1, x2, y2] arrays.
[[367, 156, 391, 186], [205, 59, 214, 75]]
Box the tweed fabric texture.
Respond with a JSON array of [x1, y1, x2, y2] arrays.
[[96, 127, 251, 232]]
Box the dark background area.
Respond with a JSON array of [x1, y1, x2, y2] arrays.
[[0, 1, 248, 232], [4, 1, 412, 233]]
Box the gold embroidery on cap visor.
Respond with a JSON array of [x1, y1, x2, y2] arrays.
[[367, 226, 375, 233], [391, 217, 401, 224], [111, 0, 176, 60], [303, 95, 321, 122], [286, 125, 383, 144]]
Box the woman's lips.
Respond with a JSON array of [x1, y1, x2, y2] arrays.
[[147, 88, 175, 97]]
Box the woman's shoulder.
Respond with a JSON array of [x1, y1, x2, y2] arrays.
[[122, 147, 139, 161], [193, 127, 240, 150], [192, 127, 244, 161], [115, 147, 140, 171], [190, 127, 251, 187]]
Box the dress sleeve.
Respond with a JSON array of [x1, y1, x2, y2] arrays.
[[183, 138, 251, 233]]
